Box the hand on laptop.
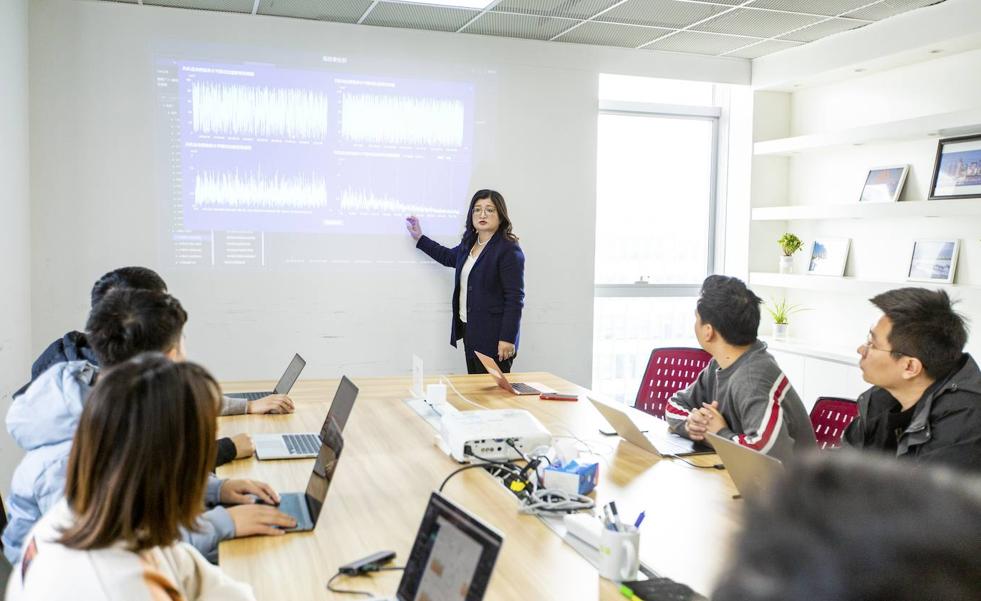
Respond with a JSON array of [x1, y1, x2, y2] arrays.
[[227, 504, 297, 537], [231, 433, 255, 459], [220, 478, 280, 505], [248, 394, 295, 414]]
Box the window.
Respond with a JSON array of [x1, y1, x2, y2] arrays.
[[592, 76, 723, 402]]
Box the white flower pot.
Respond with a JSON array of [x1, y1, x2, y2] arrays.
[[773, 323, 789, 340], [779, 255, 794, 274]]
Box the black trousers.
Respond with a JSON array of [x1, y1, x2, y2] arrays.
[[460, 322, 514, 375]]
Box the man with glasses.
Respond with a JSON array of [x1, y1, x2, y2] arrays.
[[844, 288, 981, 472]]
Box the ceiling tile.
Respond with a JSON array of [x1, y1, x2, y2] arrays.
[[693, 7, 823, 38], [600, 0, 732, 29], [726, 38, 802, 58], [556, 21, 672, 47], [747, 0, 874, 17], [844, 0, 946, 21], [646, 30, 758, 55], [492, 0, 623, 20], [464, 11, 577, 40], [779, 16, 867, 42], [257, 0, 372, 22], [143, 0, 254, 13], [363, 2, 478, 32]]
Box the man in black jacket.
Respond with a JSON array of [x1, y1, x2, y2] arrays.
[[844, 287, 981, 473]]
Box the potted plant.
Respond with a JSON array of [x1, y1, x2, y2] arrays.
[[778, 233, 803, 274], [765, 297, 806, 341]]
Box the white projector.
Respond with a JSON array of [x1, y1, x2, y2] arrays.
[[440, 409, 552, 463]]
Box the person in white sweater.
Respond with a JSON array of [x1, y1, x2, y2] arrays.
[[6, 354, 256, 601]]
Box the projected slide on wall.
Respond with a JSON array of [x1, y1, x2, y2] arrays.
[[155, 54, 490, 269]]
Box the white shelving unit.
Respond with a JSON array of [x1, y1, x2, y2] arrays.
[[751, 198, 981, 221], [754, 107, 981, 156], [749, 272, 977, 295], [760, 336, 857, 365]]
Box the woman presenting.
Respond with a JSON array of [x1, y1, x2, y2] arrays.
[[406, 189, 525, 374]]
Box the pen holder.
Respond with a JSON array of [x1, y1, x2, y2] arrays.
[[598, 525, 640, 582]]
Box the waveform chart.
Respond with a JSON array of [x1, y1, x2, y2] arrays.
[[340, 92, 466, 148], [188, 80, 330, 142], [338, 187, 462, 218]]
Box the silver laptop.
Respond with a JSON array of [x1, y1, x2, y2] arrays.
[[371, 492, 504, 601], [588, 397, 713, 457], [705, 432, 784, 500], [273, 417, 344, 532], [473, 351, 553, 395], [254, 376, 359, 460], [226, 353, 306, 401]]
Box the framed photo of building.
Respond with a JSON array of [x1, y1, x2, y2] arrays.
[[907, 240, 960, 284], [929, 134, 981, 200], [806, 238, 850, 277], [859, 165, 909, 203]]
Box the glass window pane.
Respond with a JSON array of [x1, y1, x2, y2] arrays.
[[599, 74, 715, 105], [595, 114, 713, 285], [592, 297, 700, 403]]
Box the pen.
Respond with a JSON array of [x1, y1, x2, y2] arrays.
[[634, 511, 646, 528], [609, 501, 624, 532]]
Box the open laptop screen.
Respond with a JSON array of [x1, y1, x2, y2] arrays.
[[397, 493, 503, 601], [305, 417, 343, 525], [320, 376, 359, 439], [273, 353, 307, 394]]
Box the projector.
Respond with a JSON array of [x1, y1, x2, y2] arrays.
[[440, 409, 552, 463]]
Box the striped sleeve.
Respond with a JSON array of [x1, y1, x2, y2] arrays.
[[733, 374, 790, 455]]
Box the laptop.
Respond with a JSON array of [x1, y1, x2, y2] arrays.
[[226, 353, 306, 401], [705, 432, 784, 500], [273, 416, 344, 532], [473, 351, 554, 396], [254, 376, 359, 460], [588, 397, 713, 457], [371, 492, 504, 601]]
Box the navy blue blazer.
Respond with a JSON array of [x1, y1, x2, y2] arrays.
[[416, 231, 525, 356]]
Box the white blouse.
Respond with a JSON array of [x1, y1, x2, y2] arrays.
[[459, 254, 477, 324]]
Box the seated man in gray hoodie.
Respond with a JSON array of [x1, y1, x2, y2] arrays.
[[844, 288, 981, 473], [665, 275, 816, 462], [3, 289, 296, 565]]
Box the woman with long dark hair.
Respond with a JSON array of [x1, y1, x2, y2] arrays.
[[406, 189, 525, 374]]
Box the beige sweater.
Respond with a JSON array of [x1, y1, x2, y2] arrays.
[[5, 501, 254, 601]]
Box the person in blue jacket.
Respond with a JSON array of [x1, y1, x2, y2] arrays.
[[406, 189, 525, 374]]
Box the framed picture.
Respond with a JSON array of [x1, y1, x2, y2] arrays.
[[859, 164, 909, 203], [907, 239, 960, 284], [807, 238, 850, 277], [929, 134, 981, 200]]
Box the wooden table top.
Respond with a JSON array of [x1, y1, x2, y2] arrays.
[[217, 373, 741, 600]]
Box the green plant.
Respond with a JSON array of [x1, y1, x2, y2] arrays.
[[765, 297, 807, 325], [778, 233, 804, 257]]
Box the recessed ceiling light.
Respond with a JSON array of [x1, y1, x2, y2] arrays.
[[854, 68, 866, 73], [397, 0, 496, 8], [929, 49, 943, 54]]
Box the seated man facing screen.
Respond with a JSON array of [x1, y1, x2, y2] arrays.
[[3, 289, 295, 565], [664, 275, 816, 461], [844, 288, 981, 472]]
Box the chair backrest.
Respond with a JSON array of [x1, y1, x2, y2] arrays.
[[634, 347, 713, 419], [1, 490, 6, 548], [810, 396, 859, 450]]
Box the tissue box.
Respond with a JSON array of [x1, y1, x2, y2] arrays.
[[542, 460, 598, 495]]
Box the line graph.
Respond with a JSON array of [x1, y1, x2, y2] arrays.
[[340, 93, 465, 147], [190, 81, 330, 140], [193, 170, 328, 210], [339, 187, 462, 217]]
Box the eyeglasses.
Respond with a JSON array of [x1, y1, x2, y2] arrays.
[[861, 333, 910, 358], [472, 206, 497, 216]]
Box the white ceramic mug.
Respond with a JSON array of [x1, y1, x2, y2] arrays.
[[598, 525, 640, 582]]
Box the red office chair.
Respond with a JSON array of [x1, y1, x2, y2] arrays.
[[634, 347, 713, 419], [810, 396, 859, 450]]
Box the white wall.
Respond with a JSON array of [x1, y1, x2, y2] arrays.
[[27, 0, 749, 388], [0, 0, 31, 499], [750, 46, 981, 388]]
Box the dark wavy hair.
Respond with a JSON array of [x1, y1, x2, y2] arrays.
[[90, 266, 167, 309], [86, 289, 188, 368], [462, 189, 519, 245]]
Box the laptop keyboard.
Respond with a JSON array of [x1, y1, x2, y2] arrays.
[[228, 391, 272, 401], [622, 577, 707, 601], [285, 434, 321, 455], [511, 382, 539, 394]]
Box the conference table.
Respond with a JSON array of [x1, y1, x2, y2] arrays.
[[217, 372, 742, 600]]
